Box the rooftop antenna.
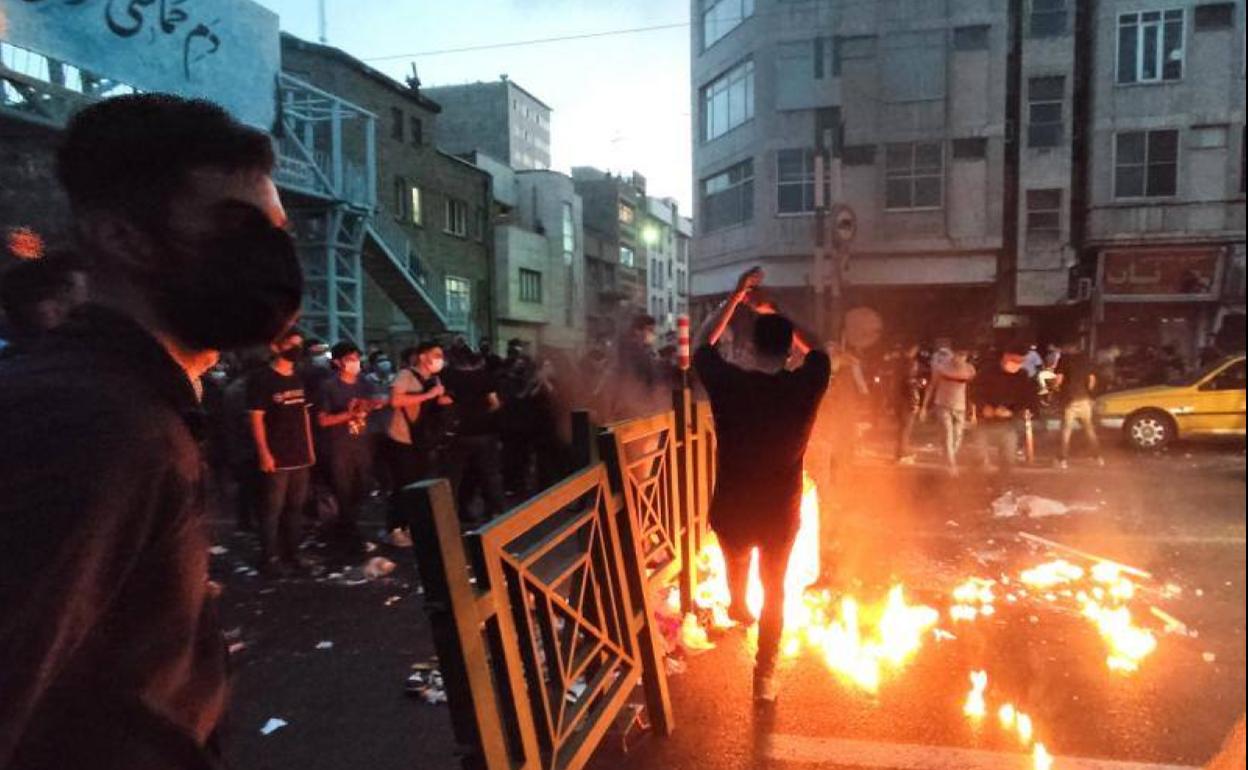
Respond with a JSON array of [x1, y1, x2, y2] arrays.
[[317, 0, 328, 44], [406, 62, 422, 91]]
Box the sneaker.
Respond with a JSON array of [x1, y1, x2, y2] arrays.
[[387, 528, 414, 548], [753, 668, 779, 704], [728, 605, 755, 626]]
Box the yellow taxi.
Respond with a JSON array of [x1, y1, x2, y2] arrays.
[[1096, 355, 1246, 450]]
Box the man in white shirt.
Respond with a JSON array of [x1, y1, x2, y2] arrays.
[[922, 347, 977, 476], [382, 342, 452, 546]]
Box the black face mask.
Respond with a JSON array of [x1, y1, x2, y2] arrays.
[[146, 201, 303, 351], [278, 347, 302, 363]]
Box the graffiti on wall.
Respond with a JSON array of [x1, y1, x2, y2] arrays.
[[4, 0, 278, 128]]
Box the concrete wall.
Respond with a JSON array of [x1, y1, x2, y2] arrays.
[[1086, 0, 1246, 247], [424, 80, 552, 171], [689, 0, 1007, 299]]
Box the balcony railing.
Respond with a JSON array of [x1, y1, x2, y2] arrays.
[[274, 72, 375, 210]]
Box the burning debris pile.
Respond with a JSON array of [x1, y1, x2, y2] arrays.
[[662, 474, 1202, 769]]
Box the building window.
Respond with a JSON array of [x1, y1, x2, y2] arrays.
[[841, 145, 877, 166], [1028, 76, 1065, 148], [394, 176, 409, 220], [619, 246, 636, 268], [1194, 3, 1235, 30], [1115, 130, 1179, 198], [618, 202, 636, 225], [701, 158, 754, 233], [410, 116, 423, 146], [1026, 189, 1062, 243], [776, 149, 826, 215], [445, 199, 468, 237], [952, 25, 990, 51], [833, 35, 877, 76], [884, 142, 943, 210], [952, 138, 988, 159], [561, 202, 576, 263], [519, 268, 543, 303], [445, 276, 471, 331], [702, 0, 754, 50], [1117, 10, 1184, 84], [701, 59, 755, 143], [390, 107, 404, 142], [409, 186, 423, 226], [1029, 0, 1068, 37]]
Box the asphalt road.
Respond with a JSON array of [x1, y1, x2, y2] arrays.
[[212, 432, 1246, 770]]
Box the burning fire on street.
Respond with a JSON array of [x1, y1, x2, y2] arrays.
[[671, 474, 1192, 770]]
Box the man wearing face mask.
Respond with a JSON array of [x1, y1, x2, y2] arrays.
[[0, 95, 301, 770], [316, 343, 383, 555], [383, 342, 452, 545], [972, 346, 1040, 477], [248, 330, 316, 577]]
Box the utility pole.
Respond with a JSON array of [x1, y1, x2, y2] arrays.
[[318, 0, 328, 44]]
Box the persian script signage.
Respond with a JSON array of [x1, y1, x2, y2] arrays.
[[1100, 247, 1224, 301], [3, 0, 280, 128]]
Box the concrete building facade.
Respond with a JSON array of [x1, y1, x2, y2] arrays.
[[689, 0, 1012, 347], [424, 78, 553, 171], [643, 197, 693, 330], [283, 35, 495, 351], [1081, 0, 1246, 363], [572, 167, 650, 344], [470, 152, 587, 354]]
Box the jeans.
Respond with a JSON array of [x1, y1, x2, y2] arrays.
[[721, 533, 797, 675], [384, 437, 438, 530], [977, 420, 1021, 474], [1060, 399, 1102, 461], [936, 406, 967, 469], [257, 467, 311, 564], [324, 441, 371, 545], [447, 434, 506, 524]]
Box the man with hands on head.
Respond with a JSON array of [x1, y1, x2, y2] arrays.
[[693, 267, 831, 705]]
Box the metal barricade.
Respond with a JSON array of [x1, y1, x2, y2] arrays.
[[406, 464, 673, 770]]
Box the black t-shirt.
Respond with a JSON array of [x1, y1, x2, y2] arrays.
[[694, 344, 831, 547], [316, 376, 376, 452], [446, 365, 498, 437], [246, 367, 314, 469], [974, 366, 1039, 420], [1055, 354, 1096, 404]]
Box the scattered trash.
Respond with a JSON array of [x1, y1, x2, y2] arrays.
[[665, 656, 688, 676], [384, 595, 403, 607], [407, 662, 447, 704], [315, 641, 334, 650], [363, 541, 379, 554], [992, 492, 1090, 519], [364, 557, 397, 580], [234, 566, 250, 574], [933, 629, 957, 642], [945, 520, 960, 528], [260, 718, 288, 736], [566, 680, 588, 704], [228, 641, 247, 655], [208, 545, 229, 556], [1203, 652, 1218, 664], [246, 570, 259, 578]]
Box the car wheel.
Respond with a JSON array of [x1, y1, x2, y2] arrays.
[[1124, 410, 1176, 452]]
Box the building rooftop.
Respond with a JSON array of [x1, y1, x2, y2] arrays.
[[280, 33, 443, 114], [423, 76, 553, 113]]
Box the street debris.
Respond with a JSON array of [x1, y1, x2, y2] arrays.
[[260, 718, 288, 736], [315, 640, 334, 650], [1204, 652, 1218, 664], [208, 545, 229, 556], [406, 662, 447, 704], [992, 491, 1094, 519], [664, 656, 688, 676], [363, 556, 397, 580]]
